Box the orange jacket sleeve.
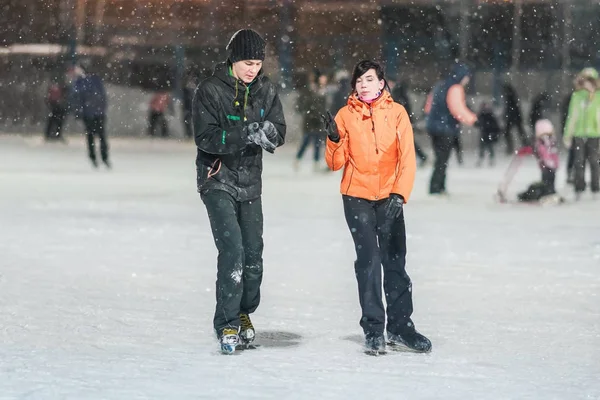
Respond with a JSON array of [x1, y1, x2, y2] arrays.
[[325, 112, 348, 171], [447, 84, 477, 126], [391, 107, 417, 203]]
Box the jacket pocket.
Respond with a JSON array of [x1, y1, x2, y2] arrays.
[[197, 158, 221, 192]]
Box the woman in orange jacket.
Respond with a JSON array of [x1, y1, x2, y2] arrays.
[[322, 60, 431, 355]]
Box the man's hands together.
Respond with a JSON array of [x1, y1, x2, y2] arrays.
[[245, 121, 278, 153]]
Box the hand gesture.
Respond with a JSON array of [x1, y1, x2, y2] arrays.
[[320, 111, 340, 142]]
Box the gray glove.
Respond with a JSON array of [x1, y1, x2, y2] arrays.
[[260, 120, 278, 142], [245, 122, 277, 153], [384, 194, 404, 219]]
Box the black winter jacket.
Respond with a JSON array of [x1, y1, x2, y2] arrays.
[[193, 62, 286, 201]]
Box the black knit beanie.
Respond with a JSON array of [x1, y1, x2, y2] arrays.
[[226, 29, 266, 63]]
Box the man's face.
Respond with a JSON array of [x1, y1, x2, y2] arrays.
[[232, 60, 263, 84]]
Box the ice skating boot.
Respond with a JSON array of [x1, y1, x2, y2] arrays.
[[218, 327, 239, 354], [387, 328, 432, 353], [364, 333, 386, 356], [239, 313, 255, 347]]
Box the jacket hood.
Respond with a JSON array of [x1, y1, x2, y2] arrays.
[[448, 63, 471, 84]]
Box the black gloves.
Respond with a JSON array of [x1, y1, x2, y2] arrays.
[[320, 111, 340, 143], [245, 121, 277, 153], [384, 194, 404, 219]]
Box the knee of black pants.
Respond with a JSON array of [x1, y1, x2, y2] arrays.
[[243, 263, 263, 281]]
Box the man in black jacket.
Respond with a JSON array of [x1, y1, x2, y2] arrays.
[[193, 29, 286, 354]]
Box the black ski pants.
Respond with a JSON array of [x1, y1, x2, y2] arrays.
[[573, 137, 600, 193], [503, 118, 528, 153], [342, 195, 414, 337], [83, 116, 109, 163], [201, 190, 264, 334], [148, 111, 169, 137], [429, 134, 454, 194], [45, 107, 66, 140]]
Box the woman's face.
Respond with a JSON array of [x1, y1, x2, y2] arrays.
[[355, 68, 384, 100], [232, 60, 263, 84]]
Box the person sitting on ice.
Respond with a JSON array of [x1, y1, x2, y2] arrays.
[[517, 119, 560, 202]]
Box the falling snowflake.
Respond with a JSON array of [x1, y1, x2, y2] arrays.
[[231, 269, 242, 284]]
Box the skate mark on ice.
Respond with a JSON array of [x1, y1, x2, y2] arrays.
[[254, 331, 302, 349], [342, 334, 424, 354], [342, 334, 364, 345]]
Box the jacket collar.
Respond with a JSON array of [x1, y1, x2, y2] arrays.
[[348, 90, 394, 116], [213, 61, 264, 91]]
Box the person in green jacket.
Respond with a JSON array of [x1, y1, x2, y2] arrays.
[[563, 67, 600, 199]]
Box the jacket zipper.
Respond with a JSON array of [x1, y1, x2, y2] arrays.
[[369, 106, 378, 154], [369, 105, 381, 200]]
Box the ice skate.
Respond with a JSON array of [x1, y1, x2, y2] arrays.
[[387, 329, 432, 353], [364, 333, 386, 356], [218, 327, 240, 354], [239, 313, 255, 347]]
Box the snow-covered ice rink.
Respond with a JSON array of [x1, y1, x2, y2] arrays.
[[1, 134, 599, 399]]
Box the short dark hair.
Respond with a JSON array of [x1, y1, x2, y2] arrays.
[[350, 60, 387, 91]]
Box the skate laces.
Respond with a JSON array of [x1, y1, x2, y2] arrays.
[[240, 313, 254, 332], [220, 328, 239, 345]]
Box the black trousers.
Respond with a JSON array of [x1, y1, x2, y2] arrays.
[[45, 108, 66, 140], [148, 112, 169, 137], [83, 116, 108, 162], [183, 112, 193, 139], [414, 138, 427, 162], [518, 168, 556, 202], [503, 118, 528, 153], [296, 133, 323, 162], [479, 137, 495, 161], [573, 137, 600, 193], [342, 195, 414, 337], [201, 190, 264, 334], [453, 135, 463, 163], [567, 146, 575, 177], [429, 134, 454, 194]]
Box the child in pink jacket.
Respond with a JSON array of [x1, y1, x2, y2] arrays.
[[517, 119, 560, 202]]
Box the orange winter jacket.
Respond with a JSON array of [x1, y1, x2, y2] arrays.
[[325, 91, 417, 202]]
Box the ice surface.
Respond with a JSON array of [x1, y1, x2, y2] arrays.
[[0, 135, 599, 399]]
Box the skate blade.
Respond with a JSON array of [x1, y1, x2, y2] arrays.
[[364, 349, 387, 356], [387, 342, 431, 354], [237, 343, 260, 351]]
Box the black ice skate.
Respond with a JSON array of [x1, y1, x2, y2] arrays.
[[387, 329, 432, 353], [364, 333, 386, 356]]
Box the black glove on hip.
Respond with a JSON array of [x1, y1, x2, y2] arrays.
[[384, 194, 404, 219]]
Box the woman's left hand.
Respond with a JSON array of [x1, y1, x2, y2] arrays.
[[384, 194, 404, 219]]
